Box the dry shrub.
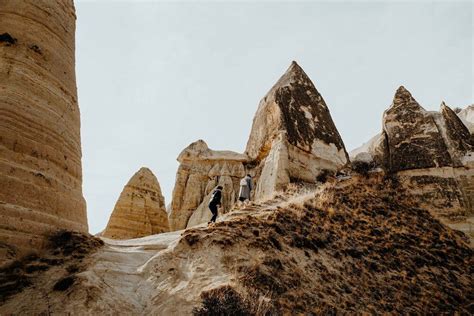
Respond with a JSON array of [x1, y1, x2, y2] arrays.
[[316, 169, 332, 183], [351, 160, 373, 176], [48, 230, 104, 257], [0, 257, 34, 303], [1, 230, 104, 303], [53, 275, 76, 291], [193, 285, 252, 316]]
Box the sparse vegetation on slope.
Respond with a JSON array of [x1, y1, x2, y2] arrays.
[[1, 175, 472, 315], [0, 231, 103, 303], [186, 174, 473, 315]]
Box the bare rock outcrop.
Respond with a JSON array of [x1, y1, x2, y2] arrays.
[[457, 104, 474, 134], [168, 140, 248, 230], [351, 87, 474, 226], [0, 0, 87, 260], [102, 168, 169, 239], [246, 61, 349, 199], [169, 62, 349, 230], [382, 87, 452, 171]]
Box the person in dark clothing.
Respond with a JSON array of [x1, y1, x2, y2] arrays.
[[208, 186, 223, 224]]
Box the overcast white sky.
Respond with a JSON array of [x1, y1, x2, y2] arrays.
[[75, 0, 473, 234]]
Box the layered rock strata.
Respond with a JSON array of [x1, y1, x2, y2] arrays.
[[351, 87, 473, 223], [169, 140, 248, 230], [102, 168, 169, 239], [0, 0, 87, 259], [169, 62, 349, 229]]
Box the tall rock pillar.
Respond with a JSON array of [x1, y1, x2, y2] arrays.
[[0, 0, 88, 258], [245, 61, 349, 200]]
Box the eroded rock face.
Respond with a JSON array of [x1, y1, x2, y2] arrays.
[[457, 105, 474, 134], [383, 87, 452, 171], [168, 140, 248, 230], [351, 87, 474, 222], [102, 168, 169, 239], [246, 61, 348, 199], [169, 62, 349, 229], [439, 103, 473, 165], [0, 0, 87, 258]]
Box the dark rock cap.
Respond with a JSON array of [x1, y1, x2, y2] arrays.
[[246, 61, 348, 162]]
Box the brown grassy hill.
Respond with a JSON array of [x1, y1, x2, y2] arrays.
[[185, 174, 473, 314], [1, 174, 472, 315]]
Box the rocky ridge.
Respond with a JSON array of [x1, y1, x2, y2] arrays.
[[1, 176, 472, 314], [102, 167, 169, 239], [351, 88, 473, 240], [0, 0, 87, 262], [1, 1, 473, 313], [169, 62, 349, 229]]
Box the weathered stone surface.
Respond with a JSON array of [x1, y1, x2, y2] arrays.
[[169, 140, 248, 230], [457, 104, 474, 134], [349, 132, 388, 168], [246, 61, 348, 199], [0, 0, 87, 259], [439, 102, 473, 165], [102, 168, 169, 239], [383, 87, 452, 171], [351, 88, 474, 223], [169, 62, 350, 229]]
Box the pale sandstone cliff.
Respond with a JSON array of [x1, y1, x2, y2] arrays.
[[245, 61, 349, 199], [0, 0, 87, 261], [168, 140, 248, 230], [169, 62, 349, 230], [102, 167, 169, 239]]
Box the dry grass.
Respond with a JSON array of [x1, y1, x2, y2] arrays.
[[0, 230, 103, 303], [185, 175, 473, 314]]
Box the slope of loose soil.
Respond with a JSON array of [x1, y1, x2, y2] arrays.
[[1, 175, 472, 315]]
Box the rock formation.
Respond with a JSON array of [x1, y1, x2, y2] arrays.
[[168, 140, 248, 230], [102, 168, 169, 239], [457, 104, 474, 134], [0, 0, 87, 260], [245, 61, 349, 199], [169, 62, 349, 229], [351, 87, 473, 225], [1, 176, 472, 314], [382, 87, 453, 171]]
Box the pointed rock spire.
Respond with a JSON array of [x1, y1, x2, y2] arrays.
[[102, 167, 169, 239], [244, 61, 348, 200], [270, 60, 311, 89], [383, 88, 452, 171], [440, 102, 473, 152], [246, 61, 348, 163], [390, 85, 425, 112]]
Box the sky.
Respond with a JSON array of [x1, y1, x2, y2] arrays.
[[75, 0, 473, 234]]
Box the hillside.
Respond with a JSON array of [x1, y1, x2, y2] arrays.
[[1, 173, 472, 315]]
